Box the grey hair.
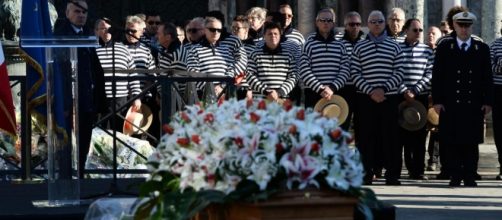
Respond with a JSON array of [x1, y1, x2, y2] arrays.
[[343, 11, 361, 25], [316, 8, 335, 21], [368, 10, 385, 22], [388, 7, 405, 19], [125, 15, 146, 29], [246, 7, 267, 21]]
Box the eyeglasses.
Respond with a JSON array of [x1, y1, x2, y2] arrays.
[[317, 18, 333, 23], [281, 13, 293, 18], [187, 28, 201, 33], [207, 27, 223, 33], [126, 29, 138, 34], [348, 22, 361, 27], [457, 23, 472, 28], [148, 21, 161, 25], [249, 16, 262, 21], [369, 19, 384, 25], [412, 28, 423, 33]]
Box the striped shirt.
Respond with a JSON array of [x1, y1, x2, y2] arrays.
[[219, 34, 247, 76], [398, 41, 434, 94], [247, 44, 298, 97], [95, 41, 140, 98], [337, 31, 366, 85], [351, 37, 404, 95], [299, 31, 350, 93], [158, 41, 188, 93], [124, 41, 157, 97], [284, 26, 305, 47], [387, 29, 406, 43], [187, 38, 246, 89], [239, 38, 257, 89], [489, 37, 502, 85]]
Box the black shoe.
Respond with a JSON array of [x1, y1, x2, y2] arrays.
[[385, 179, 401, 185], [475, 173, 482, 180], [464, 180, 478, 187], [496, 175, 502, 180], [374, 169, 383, 178], [449, 179, 461, 187], [426, 163, 437, 171], [437, 172, 450, 180]]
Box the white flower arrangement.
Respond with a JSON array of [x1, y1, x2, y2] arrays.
[[149, 98, 364, 195]]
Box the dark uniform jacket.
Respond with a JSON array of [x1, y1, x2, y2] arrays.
[[432, 32, 494, 145], [53, 19, 106, 114]]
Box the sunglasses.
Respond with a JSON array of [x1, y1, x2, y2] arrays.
[[318, 18, 333, 23], [187, 28, 201, 33], [411, 28, 423, 33], [369, 19, 384, 25], [148, 21, 161, 25], [207, 27, 223, 33], [126, 29, 138, 34], [348, 22, 361, 27], [457, 23, 472, 28]]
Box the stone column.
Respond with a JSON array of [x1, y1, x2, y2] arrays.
[[481, 0, 502, 44], [297, 0, 316, 36]]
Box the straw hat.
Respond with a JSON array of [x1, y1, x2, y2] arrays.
[[123, 104, 153, 135], [427, 107, 439, 126], [314, 95, 349, 124], [398, 100, 427, 131]]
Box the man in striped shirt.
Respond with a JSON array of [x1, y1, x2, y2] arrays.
[[300, 8, 349, 109], [489, 29, 502, 181], [351, 10, 404, 185], [398, 19, 434, 180], [337, 11, 365, 131], [386, 7, 406, 43], [247, 22, 298, 102], [232, 15, 255, 100], [279, 4, 305, 47], [186, 17, 247, 97], [94, 19, 140, 132]]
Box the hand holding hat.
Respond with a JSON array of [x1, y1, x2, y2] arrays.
[[314, 95, 349, 124]]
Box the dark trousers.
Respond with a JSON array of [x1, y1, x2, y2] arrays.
[[79, 111, 96, 178], [142, 96, 160, 145], [446, 143, 478, 181], [338, 85, 357, 132], [400, 95, 428, 176], [355, 94, 401, 180], [289, 84, 303, 106], [493, 85, 502, 173], [303, 88, 322, 109], [105, 97, 128, 132]]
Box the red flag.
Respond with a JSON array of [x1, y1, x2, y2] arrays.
[[0, 44, 17, 137]]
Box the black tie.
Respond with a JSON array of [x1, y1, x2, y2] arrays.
[[461, 42, 467, 52]]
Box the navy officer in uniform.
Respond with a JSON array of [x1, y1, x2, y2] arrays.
[[432, 11, 493, 187]]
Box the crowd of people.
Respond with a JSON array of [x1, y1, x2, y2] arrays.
[[59, 0, 502, 185]]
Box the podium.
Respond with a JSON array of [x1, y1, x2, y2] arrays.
[[21, 36, 98, 206]]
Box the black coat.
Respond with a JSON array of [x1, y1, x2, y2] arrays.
[[432, 33, 494, 145]]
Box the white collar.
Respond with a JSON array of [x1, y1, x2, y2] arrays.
[[456, 37, 472, 50], [71, 24, 83, 34]]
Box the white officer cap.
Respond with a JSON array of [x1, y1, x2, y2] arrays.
[[453, 12, 476, 24]]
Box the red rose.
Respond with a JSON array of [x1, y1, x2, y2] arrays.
[[162, 124, 174, 134], [191, 135, 201, 144], [276, 143, 284, 153], [246, 99, 253, 108], [283, 99, 293, 111], [311, 142, 320, 152], [250, 112, 260, 123], [296, 109, 305, 120], [330, 129, 342, 140], [234, 137, 244, 148], [177, 137, 190, 146], [204, 113, 214, 123], [258, 100, 267, 110], [181, 112, 191, 123]]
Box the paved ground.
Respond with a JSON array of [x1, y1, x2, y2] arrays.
[[368, 141, 502, 220]]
